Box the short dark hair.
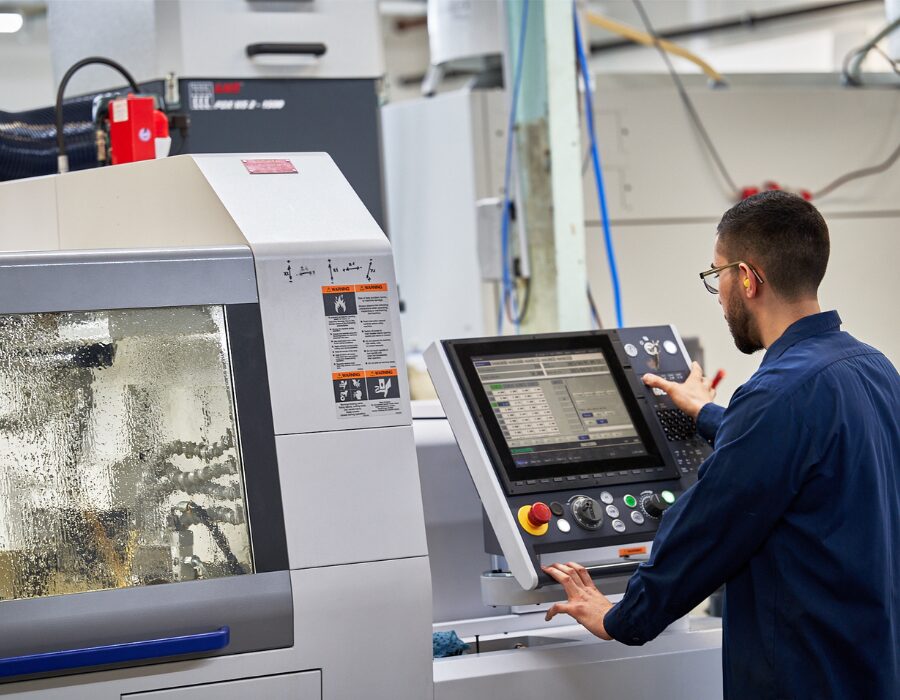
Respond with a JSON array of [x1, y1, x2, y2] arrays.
[[716, 190, 829, 300]]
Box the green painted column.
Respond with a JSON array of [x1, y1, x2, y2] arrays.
[[504, 0, 589, 333]]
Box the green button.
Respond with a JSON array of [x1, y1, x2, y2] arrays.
[[623, 494, 637, 508], [661, 490, 676, 504], [490, 384, 504, 390]]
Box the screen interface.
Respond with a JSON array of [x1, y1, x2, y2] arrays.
[[472, 349, 649, 469]]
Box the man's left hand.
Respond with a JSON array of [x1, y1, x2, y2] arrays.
[[542, 562, 614, 640]]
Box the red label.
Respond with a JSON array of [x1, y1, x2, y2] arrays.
[[215, 81, 242, 94], [242, 159, 297, 175]]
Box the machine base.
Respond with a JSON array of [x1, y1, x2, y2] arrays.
[[434, 616, 723, 700]]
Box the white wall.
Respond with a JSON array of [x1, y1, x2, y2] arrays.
[[0, 11, 54, 112]]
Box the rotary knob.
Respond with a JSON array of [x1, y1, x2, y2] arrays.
[[570, 495, 604, 531], [642, 493, 670, 519]]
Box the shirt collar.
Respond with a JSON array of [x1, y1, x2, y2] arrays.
[[761, 310, 842, 365]]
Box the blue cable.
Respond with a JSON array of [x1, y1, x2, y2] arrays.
[[499, 0, 530, 334], [573, 3, 624, 328]]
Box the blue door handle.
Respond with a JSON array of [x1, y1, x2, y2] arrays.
[[0, 627, 230, 679]]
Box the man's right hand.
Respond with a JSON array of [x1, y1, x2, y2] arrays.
[[643, 361, 716, 420]]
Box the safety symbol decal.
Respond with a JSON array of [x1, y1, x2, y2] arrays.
[[323, 283, 401, 419]]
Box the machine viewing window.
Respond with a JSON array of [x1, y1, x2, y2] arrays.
[[448, 334, 665, 486], [473, 350, 648, 467], [0, 306, 254, 602]]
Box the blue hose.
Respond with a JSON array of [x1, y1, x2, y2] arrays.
[[573, 3, 624, 328], [499, 0, 530, 334]]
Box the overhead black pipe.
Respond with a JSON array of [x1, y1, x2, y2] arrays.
[[589, 0, 880, 54]]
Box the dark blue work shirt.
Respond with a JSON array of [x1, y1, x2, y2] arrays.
[[604, 311, 900, 699]]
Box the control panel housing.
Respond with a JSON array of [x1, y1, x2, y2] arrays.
[[425, 326, 711, 589]]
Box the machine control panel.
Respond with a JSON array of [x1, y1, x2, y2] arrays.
[[426, 326, 712, 589]]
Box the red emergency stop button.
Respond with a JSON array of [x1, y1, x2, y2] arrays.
[[528, 502, 552, 527], [517, 502, 551, 536]]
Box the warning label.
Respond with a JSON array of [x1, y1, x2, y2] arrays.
[[324, 284, 402, 419]]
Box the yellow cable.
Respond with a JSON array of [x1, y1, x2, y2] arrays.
[[586, 11, 725, 85]]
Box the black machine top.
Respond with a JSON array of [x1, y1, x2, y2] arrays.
[[445, 332, 679, 494]]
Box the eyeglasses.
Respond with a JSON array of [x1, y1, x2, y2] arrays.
[[699, 261, 764, 294]]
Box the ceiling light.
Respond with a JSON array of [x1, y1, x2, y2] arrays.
[[0, 13, 24, 33]]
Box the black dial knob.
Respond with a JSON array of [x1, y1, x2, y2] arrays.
[[570, 496, 604, 531], [643, 493, 670, 519]]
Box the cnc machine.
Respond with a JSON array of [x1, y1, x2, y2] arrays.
[[0, 154, 432, 699]]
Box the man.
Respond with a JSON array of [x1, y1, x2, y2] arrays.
[[543, 191, 899, 698]]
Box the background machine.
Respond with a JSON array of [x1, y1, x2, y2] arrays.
[[422, 325, 722, 699], [0, 153, 432, 698]]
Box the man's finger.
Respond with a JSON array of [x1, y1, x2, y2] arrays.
[[545, 602, 574, 622], [568, 562, 595, 589], [552, 563, 585, 592], [542, 564, 581, 595], [690, 361, 704, 379], [642, 373, 673, 392]]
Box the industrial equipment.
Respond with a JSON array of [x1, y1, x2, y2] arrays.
[[426, 326, 709, 595], [1, 0, 388, 229], [384, 77, 900, 400], [0, 153, 431, 699], [419, 327, 723, 698]]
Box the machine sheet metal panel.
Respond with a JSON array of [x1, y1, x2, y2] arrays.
[[123, 670, 320, 699], [0, 247, 257, 316], [195, 154, 411, 434], [275, 426, 428, 569]]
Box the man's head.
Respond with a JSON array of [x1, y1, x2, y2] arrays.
[[712, 191, 830, 354]]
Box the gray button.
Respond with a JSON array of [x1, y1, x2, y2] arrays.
[[599, 491, 614, 504], [612, 519, 626, 533], [606, 505, 620, 519], [663, 340, 678, 355], [624, 343, 638, 357], [631, 511, 645, 525]]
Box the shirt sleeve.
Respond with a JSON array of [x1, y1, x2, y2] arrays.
[[696, 402, 724, 445], [603, 387, 816, 645]]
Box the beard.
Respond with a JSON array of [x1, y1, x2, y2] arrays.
[[724, 281, 764, 354]]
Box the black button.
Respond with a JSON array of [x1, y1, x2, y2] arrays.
[[549, 501, 565, 517]]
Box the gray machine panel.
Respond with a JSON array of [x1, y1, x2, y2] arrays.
[[0, 572, 293, 671], [426, 326, 711, 590], [0, 246, 258, 314]]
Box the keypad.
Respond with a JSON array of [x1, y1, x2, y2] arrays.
[[656, 408, 697, 441]]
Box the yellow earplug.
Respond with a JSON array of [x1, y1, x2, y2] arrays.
[[744, 278, 751, 288]]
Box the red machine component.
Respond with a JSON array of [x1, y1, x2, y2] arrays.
[[526, 502, 552, 528], [107, 95, 169, 165], [740, 181, 813, 201]]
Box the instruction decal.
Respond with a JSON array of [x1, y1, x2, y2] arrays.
[[324, 283, 402, 418]]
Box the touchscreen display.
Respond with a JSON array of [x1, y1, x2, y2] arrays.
[[472, 349, 649, 469]]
